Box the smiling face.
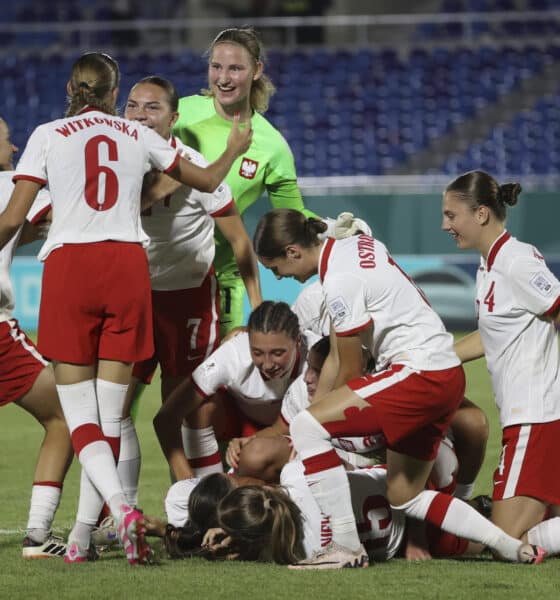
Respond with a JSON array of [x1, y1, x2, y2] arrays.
[[441, 191, 484, 251], [125, 82, 178, 139], [249, 330, 299, 380], [0, 119, 18, 171], [208, 42, 262, 117], [258, 245, 319, 284]]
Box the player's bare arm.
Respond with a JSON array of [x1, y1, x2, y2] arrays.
[[454, 330, 485, 363], [169, 114, 252, 193], [0, 180, 41, 250], [215, 204, 262, 310]]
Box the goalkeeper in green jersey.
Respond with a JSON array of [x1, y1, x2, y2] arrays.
[[173, 26, 316, 337]]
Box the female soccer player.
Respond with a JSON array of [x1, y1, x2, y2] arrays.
[[153, 301, 319, 481], [0, 52, 251, 565], [0, 118, 73, 559], [252, 208, 545, 568], [444, 170, 560, 557], [115, 75, 262, 508], [173, 26, 317, 337]]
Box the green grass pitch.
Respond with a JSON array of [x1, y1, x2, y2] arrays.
[[1, 358, 558, 599]]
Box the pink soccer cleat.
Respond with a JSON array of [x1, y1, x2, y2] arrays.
[[517, 543, 547, 565], [64, 541, 99, 564], [117, 505, 152, 566]]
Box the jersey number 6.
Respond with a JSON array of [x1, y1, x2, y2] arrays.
[[84, 135, 119, 211]]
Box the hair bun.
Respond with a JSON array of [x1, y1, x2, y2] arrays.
[[499, 182, 522, 206]]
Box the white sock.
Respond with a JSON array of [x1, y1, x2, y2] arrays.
[[182, 425, 223, 477], [97, 379, 128, 460], [527, 517, 560, 554], [57, 380, 125, 505], [454, 482, 475, 500], [26, 483, 62, 542], [291, 410, 361, 551], [392, 490, 522, 561], [118, 416, 141, 507]]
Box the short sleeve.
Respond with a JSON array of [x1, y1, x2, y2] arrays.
[[13, 126, 49, 185], [191, 335, 243, 396], [143, 126, 180, 173], [280, 377, 309, 424], [509, 253, 560, 316], [323, 273, 371, 336]]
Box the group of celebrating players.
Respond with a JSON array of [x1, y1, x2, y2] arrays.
[[0, 25, 559, 569]]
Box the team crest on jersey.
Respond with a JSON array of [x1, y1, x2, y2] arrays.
[[239, 158, 258, 179], [328, 296, 350, 321], [530, 272, 553, 295]]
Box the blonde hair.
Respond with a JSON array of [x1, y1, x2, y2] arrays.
[[217, 485, 306, 564], [203, 27, 276, 113], [66, 52, 120, 117]]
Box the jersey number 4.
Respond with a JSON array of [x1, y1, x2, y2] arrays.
[[483, 281, 496, 313], [84, 135, 119, 211]]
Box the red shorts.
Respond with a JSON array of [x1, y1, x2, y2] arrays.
[[0, 319, 46, 406], [210, 390, 261, 441], [133, 271, 220, 383], [492, 420, 560, 505], [38, 242, 153, 364], [325, 364, 465, 461]]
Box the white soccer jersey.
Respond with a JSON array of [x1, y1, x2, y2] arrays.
[[142, 137, 233, 290], [192, 330, 319, 426], [291, 280, 330, 335], [319, 236, 459, 371], [476, 231, 560, 427], [281, 375, 386, 454], [14, 108, 180, 260], [280, 460, 405, 561], [0, 171, 51, 322]]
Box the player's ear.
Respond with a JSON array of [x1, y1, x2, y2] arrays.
[[475, 204, 490, 225], [285, 245, 300, 259]]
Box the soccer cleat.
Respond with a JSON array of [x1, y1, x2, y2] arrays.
[[64, 541, 99, 564], [22, 534, 67, 558], [517, 543, 547, 565], [117, 505, 152, 566], [91, 516, 120, 551], [288, 542, 369, 570]]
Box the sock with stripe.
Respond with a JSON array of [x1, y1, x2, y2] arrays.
[[291, 410, 362, 551], [181, 425, 223, 477], [392, 490, 522, 561]]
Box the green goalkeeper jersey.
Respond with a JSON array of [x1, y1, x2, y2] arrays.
[[173, 95, 316, 280]]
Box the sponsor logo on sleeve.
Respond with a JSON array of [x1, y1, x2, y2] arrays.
[[530, 272, 553, 295], [327, 296, 350, 321]]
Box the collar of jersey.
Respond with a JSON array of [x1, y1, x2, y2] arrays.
[[76, 106, 110, 116], [486, 230, 511, 271]]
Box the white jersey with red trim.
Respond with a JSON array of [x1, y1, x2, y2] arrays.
[[192, 330, 319, 426], [142, 137, 233, 290], [291, 280, 329, 335], [281, 375, 386, 454], [0, 172, 51, 322], [319, 235, 459, 371], [14, 108, 180, 261], [476, 231, 560, 427], [280, 460, 405, 561]]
